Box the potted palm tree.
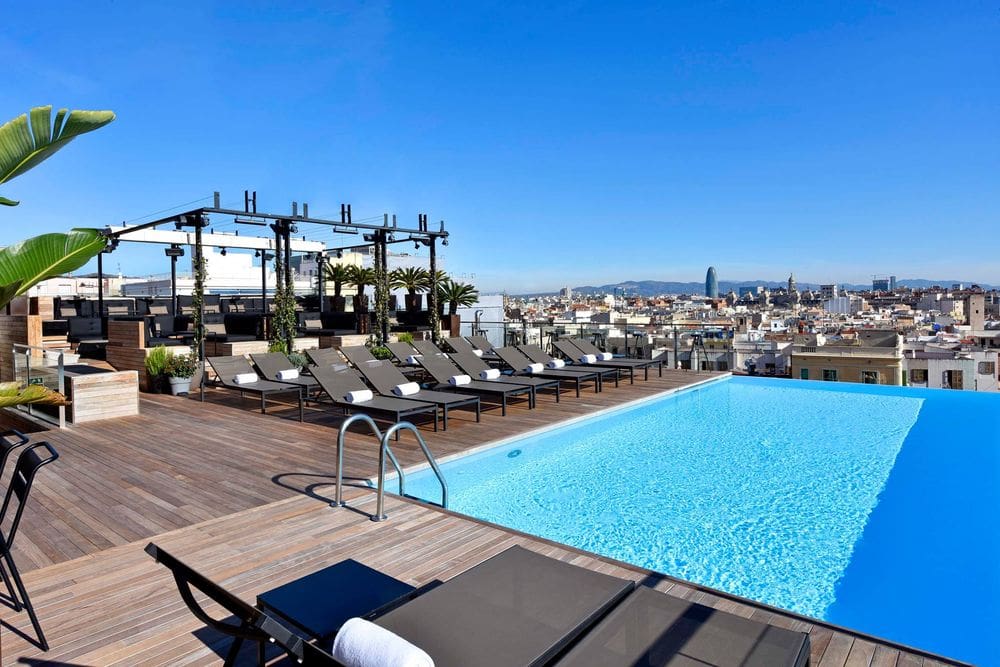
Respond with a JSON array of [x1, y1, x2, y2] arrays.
[[391, 267, 431, 312], [323, 262, 351, 312], [438, 279, 479, 337], [347, 265, 375, 312]]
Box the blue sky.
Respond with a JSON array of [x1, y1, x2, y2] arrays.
[[3, 1, 997, 293]]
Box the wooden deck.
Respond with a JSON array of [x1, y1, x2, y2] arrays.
[[0, 369, 966, 666]]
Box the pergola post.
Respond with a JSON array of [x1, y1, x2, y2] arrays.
[[317, 251, 327, 314], [194, 216, 206, 401], [378, 229, 390, 344], [429, 235, 439, 343], [96, 251, 105, 334]]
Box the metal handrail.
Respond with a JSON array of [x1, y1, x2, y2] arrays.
[[334, 414, 404, 511], [374, 422, 448, 522]]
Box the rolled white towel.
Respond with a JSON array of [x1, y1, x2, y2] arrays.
[[448, 374, 472, 386], [598, 352, 613, 361], [479, 368, 501, 380], [276, 368, 299, 380], [233, 373, 258, 385], [392, 382, 421, 397], [472, 349, 483, 357], [406, 355, 422, 366], [523, 362, 544, 374], [578, 354, 598, 364], [332, 617, 434, 667], [546, 359, 565, 369], [344, 389, 373, 404]]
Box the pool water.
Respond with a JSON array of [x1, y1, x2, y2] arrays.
[[407, 377, 999, 664]]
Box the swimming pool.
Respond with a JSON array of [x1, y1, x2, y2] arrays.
[[406, 376, 999, 664]]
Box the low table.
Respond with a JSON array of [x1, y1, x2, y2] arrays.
[[256, 559, 415, 642]]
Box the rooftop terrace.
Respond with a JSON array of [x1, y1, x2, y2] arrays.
[[0, 370, 963, 665]]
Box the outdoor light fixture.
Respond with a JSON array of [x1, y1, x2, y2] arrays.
[[442, 238, 449, 246], [220, 247, 227, 256], [164, 245, 184, 258], [336, 250, 343, 259], [414, 241, 420, 249]]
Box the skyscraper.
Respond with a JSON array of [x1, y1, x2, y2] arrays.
[[705, 266, 718, 298]]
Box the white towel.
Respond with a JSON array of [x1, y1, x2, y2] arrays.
[[523, 363, 544, 374], [472, 349, 483, 357], [598, 352, 613, 361], [344, 389, 373, 404], [448, 374, 472, 386], [276, 368, 299, 380], [546, 359, 565, 369], [332, 617, 434, 667], [406, 355, 422, 366], [479, 368, 501, 380], [578, 354, 598, 364], [233, 373, 258, 385], [392, 382, 421, 396]]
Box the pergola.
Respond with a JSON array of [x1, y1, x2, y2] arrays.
[[104, 191, 451, 358]]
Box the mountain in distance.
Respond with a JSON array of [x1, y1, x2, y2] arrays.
[[519, 278, 994, 297]]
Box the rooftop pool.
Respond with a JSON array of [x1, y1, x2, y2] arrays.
[[407, 376, 999, 664]]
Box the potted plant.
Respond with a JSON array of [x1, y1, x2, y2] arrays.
[[164, 351, 197, 396], [438, 279, 479, 336], [323, 262, 351, 312], [390, 267, 430, 313], [144, 345, 171, 393], [347, 265, 375, 313], [287, 351, 309, 369]]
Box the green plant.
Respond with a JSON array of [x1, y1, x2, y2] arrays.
[[346, 265, 375, 297], [287, 351, 308, 369], [164, 352, 197, 378], [190, 248, 207, 356], [0, 230, 109, 308], [323, 262, 352, 298], [268, 339, 289, 354], [397, 332, 415, 344], [268, 254, 298, 353], [369, 345, 393, 361], [389, 267, 430, 295], [1, 106, 115, 206], [438, 279, 479, 315], [145, 345, 171, 377]]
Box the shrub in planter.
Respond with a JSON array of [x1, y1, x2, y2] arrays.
[[370, 345, 393, 361], [164, 352, 198, 396], [287, 351, 308, 369], [144, 345, 171, 393]]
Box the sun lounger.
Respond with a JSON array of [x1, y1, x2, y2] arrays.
[[550, 339, 642, 384], [566, 337, 664, 380], [467, 335, 498, 354], [250, 352, 321, 395], [206, 356, 304, 421], [148, 543, 810, 667], [519, 343, 621, 388], [409, 346, 533, 415], [494, 346, 601, 397], [443, 335, 499, 361], [341, 346, 480, 430], [310, 363, 439, 431], [306, 347, 345, 368], [385, 341, 425, 366]]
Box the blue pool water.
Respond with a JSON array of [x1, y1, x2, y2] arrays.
[[407, 377, 999, 664]]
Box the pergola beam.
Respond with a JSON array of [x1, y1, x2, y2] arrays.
[[106, 226, 325, 252]]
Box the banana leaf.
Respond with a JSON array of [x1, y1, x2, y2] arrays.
[[0, 382, 68, 408], [0, 229, 108, 308], [0, 106, 115, 206]]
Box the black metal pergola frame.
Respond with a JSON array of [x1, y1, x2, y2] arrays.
[[104, 191, 450, 368]]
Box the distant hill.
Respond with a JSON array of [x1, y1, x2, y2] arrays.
[[518, 278, 994, 297]]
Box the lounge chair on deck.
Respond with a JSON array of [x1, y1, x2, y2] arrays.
[[306, 347, 346, 368], [309, 363, 438, 431], [467, 335, 499, 354], [520, 344, 622, 388], [416, 340, 563, 404], [251, 352, 321, 396], [410, 346, 534, 415], [341, 346, 480, 430], [148, 543, 810, 667], [385, 341, 424, 366], [206, 356, 304, 421], [493, 346, 601, 397], [550, 340, 639, 384], [564, 337, 664, 380], [443, 335, 499, 362]]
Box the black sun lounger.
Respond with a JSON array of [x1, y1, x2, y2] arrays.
[[341, 346, 480, 430], [494, 346, 602, 397], [206, 356, 304, 421], [443, 335, 500, 362], [410, 347, 533, 415], [421, 340, 563, 405], [309, 363, 439, 431], [550, 339, 647, 384], [385, 341, 425, 367], [565, 337, 664, 380], [519, 344, 622, 388], [148, 543, 810, 667], [250, 352, 321, 396], [306, 347, 345, 368]]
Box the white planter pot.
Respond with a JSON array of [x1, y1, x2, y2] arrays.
[[168, 376, 192, 396]]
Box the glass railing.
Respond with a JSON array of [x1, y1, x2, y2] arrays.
[[12, 343, 67, 428]]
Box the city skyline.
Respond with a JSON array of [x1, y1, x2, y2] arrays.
[[3, 2, 997, 293]]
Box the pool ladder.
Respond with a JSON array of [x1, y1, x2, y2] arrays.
[[334, 414, 449, 522]]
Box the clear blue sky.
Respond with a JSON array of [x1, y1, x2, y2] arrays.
[[3, 1, 997, 293]]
